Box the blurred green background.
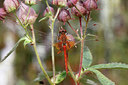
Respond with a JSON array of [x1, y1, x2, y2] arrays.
[[0, 0, 128, 85]]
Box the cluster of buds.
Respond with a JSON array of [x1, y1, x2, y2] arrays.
[[43, 0, 98, 23], [0, 0, 38, 25]]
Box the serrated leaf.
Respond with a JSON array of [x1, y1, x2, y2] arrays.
[[53, 71, 66, 84], [0, 37, 26, 62], [87, 68, 115, 85], [90, 63, 128, 69], [24, 36, 31, 47], [82, 46, 93, 69]]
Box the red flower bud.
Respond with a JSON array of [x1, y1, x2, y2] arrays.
[[58, 9, 71, 23], [0, 8, 7, 21], [67, 0, 78, 8], [52, 0, 67, 7], [4, 0, 19, 13], [25, 0, 36, 5], [83, 0, 98, 11], [71, 1, 87, 17], [17, 2, 37, 24], [43, 6, 55, 16]]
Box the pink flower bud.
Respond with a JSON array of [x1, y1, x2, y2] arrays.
[[67, 0, 78, 8], [83, 0, 98, 11], [17, 2, 37, 24], [58, 9, 71, 23], [71, 1, 87, 17], [43, 6, 55, 16], [25, 0, 36, 5], [3, 0, 19, 13], [0, 8, 7, 21], [52, 0, 67, 7]]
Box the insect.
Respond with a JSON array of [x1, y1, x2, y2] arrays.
[[55, 27, 75, 74], [33, 26, 101, 73]]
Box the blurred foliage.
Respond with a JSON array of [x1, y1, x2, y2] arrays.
[[0, 0, 128, 85]]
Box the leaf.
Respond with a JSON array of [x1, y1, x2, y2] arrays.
[[80, 75, 98, 85], [86, 79, 98, 85], [87, 68, 115, 85], [34, 71, 53, 82], [90, 63, 128, 69], [24, 36, 32, 47], [0, 37, 26, 62], [54, 71, 67, 84], [34, 71, 66, 84], [82, 46, 93, 69]]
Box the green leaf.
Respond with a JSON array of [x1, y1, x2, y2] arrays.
[[90, 63, 128, 69], [24, 36, 32, 47], [34, 71, 66, 84], [80, 75, 99, 85], [34, 71, 53, 82], [53, 71, 67, 84], [87, 68, 115, 85], [0, 37, 26, 62], [82, 46, 93, 69]]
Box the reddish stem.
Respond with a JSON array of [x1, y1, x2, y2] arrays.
[[78, 39, 84, 77], [63, 45, 68, 74], [78, 17, 84, 85], [79, 17, 83, 38]]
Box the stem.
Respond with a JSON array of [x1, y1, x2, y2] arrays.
[[50, 8, 61, 84], [14, 12, 32, 41], [84, 11, 90, 36], [78, 39, 84, 78], [25, 6, 31, 24], [78, 17, 84, 78], [45, 0, 53, 18], [67, 21, 80, 39], [77, 11, 91, 84], [51, 23, 56, 84], [53, 8, 61, 21], [68, 63, 78, 85], [30, 25, 53, 85], [79, 17, 83, 38]]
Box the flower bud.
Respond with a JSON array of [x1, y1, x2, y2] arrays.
[[0, 8, 7, 21], [67, 0, 78, 8], [58, 9, 71, 23], [52, 0, 67, 7], [17, 2, 37, 24], [3, 0, 19, 13], [25, 0, 36, 6], [71, 1, 87, 17], [83, 0, 98, 11], [43, 6, 55, 16]]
